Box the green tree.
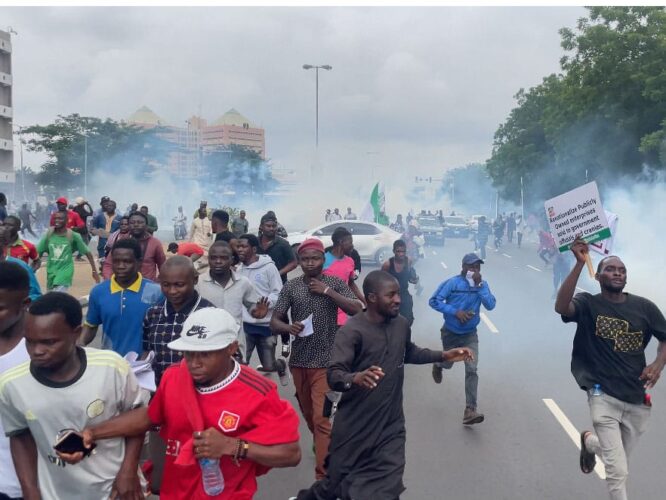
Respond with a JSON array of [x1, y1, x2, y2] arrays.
[[24, 114, 170, 192], [488, 7, 666, 204], [204, 144, 276, 195]]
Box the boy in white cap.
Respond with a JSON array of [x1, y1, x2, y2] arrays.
[[66, 307, 301, 499]]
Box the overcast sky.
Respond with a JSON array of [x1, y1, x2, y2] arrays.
[[4, 6, 586, 178]]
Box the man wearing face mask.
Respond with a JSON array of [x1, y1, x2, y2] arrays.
[[428, 253, 496, 425]]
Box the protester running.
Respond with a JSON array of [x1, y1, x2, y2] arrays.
[[555, 239, 666, 500], [271, 239, 363, 479], [429, 253, 496, 425], [75, 307, 301, 499], [294, 270, 473, 500], [0, 293, 149, 499]]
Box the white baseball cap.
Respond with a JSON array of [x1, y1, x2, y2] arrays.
[[168, 308, 240, 352]]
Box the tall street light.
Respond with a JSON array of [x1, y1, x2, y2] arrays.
[[302, 64, 332, 148]]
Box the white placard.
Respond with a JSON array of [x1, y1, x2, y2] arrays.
[[544, 181, 612, 252]]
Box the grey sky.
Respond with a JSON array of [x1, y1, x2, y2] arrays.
[[4, 6, 586, 177]]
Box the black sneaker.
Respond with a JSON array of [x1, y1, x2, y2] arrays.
[[579, 431, 596, 474], [276, 359, 289, 387], [432, 364, 443, 384]]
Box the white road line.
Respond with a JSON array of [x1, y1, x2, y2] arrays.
[[502, 253, 512, 258], [542, 399, 606, 480], [440, 261, 448, 269], [576, 287, 590, 293], [480, 312, 499, 334], [432, 250, 437, 256], [527, 265, 542, 272]]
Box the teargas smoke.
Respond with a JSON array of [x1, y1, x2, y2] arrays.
[[603, 181, 666, 305]]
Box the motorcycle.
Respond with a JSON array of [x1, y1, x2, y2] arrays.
[[173, 217, 187, 240]]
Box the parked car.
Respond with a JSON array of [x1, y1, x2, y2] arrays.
[[442, 216, 471, 238], [416, 215, 445, 245], [287, 220, 401, 265]]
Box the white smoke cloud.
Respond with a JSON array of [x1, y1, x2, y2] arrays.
[[603, 182, 666, 306]]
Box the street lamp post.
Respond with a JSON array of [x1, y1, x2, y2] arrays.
[[84, 135, 88, 199], [302, 64, 332, 148]]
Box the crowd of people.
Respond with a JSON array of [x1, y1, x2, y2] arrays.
[[0, 190, 664, 500]]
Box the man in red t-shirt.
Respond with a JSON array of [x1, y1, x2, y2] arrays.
[[168, 241, 205, 263], [49, 196, 86, 232], [3, 216, 41, 271], [71, 307, 301, 500]]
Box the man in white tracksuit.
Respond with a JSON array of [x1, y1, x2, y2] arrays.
[[236, 233, 287, 382]]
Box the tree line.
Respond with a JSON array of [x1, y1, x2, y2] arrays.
[[486, 6, 666, 207], [18, 114, 276, 197]]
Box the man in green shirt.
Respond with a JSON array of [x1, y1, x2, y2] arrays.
[[140, 206, 159, 235], [37, 211, 100, 291]]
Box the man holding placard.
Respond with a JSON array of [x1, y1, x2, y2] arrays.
[[555, 239, 666, 500]]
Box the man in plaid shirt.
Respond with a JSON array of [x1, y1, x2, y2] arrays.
[[143, 256, 214, 386]]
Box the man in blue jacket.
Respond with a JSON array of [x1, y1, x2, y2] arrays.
[[429, 253, 496, 425]]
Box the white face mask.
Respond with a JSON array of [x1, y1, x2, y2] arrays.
[[466, 270, 476, 286]]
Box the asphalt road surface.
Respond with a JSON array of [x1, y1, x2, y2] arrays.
[[254, 236, 666, 500]]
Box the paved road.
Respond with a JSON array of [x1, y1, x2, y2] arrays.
[[255, 236, 666, 500]]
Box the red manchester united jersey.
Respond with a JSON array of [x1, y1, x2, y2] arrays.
[[147, 361, 300, 500]]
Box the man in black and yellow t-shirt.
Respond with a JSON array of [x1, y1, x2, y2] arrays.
[[555, 238, 666, 500]]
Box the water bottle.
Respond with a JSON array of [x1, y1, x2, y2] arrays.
[[591, 384, 602, 396], [199, 458, 224, 495]]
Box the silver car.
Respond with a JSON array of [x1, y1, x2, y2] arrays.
[[287, 220, 401, 265]]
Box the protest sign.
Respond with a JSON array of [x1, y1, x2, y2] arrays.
[[544, 181, 611, 252]]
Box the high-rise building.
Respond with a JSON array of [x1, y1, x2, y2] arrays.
[[0, 30, 13, 188], [126, 106, 266, 178]]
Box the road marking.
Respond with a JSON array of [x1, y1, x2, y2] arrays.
[[480, 312, 499, 334], [576, 286, 590, 293], [542, 399, 606, 480], [502, 253, 512, 258], [527, 265, 542, 272], [432, 250, 437, 256], [440, 261, 448, 269]]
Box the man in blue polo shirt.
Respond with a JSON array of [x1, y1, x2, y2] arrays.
[[81, 238, 162, 355], [429, 253, 496, 425]]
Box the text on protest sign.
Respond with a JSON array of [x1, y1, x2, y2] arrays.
[[544, 181, 611, 252]]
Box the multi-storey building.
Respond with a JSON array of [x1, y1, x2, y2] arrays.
[[126, 106, 265, 178], [0, 30, 13, 189]]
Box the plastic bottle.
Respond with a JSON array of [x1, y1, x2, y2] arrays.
[[199, 458, 224, 495], [591, 384, 602, 396]]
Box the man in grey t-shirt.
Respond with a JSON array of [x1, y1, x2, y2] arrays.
[[0, 293, 148, 500], [231, 210, 250, 238]]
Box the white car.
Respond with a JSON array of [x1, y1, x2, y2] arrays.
[[287, 220, 402, 265]]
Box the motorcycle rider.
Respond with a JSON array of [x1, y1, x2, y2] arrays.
[[172, 206, 187, 240]]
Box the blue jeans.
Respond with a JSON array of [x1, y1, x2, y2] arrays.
[[438, 328, 479, 409], [477, 238, 487, 259], [245, 332, 278, 370]]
